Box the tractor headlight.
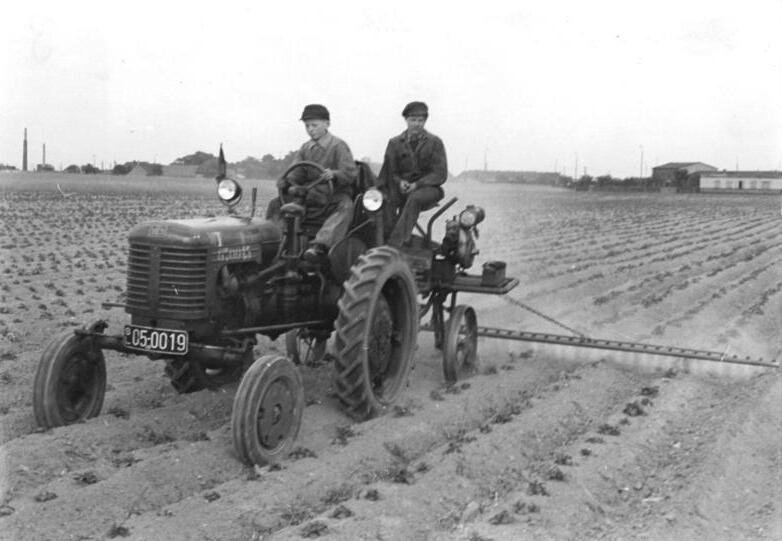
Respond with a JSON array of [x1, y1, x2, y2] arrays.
[[459, 205, 485, 228], [217, 178, 243, 206], [362, 188, 384, 212]]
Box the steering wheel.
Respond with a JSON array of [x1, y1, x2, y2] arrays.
[[278, 161, 335, 220]]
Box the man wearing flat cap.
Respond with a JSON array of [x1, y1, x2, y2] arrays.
[[377, 101, 448, 247], [266, 104, 357, 262]]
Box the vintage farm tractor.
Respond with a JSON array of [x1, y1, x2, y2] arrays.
[[32, 150, 518, 466]]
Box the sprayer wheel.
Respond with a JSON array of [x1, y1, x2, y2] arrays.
[[442, 305, 478, 384]]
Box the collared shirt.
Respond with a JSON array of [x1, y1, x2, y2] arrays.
[[279, 132, 357, 194]]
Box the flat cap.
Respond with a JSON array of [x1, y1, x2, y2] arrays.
[[402, 101, 429, 118], [300, 104, 330, 121]]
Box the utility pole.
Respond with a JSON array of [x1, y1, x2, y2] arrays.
[[22, 128, 28, 172], [574, 152, 578, 181], [640, 145, 644, 178]]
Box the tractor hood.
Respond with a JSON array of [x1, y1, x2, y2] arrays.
[[128, 216, 282, 264]]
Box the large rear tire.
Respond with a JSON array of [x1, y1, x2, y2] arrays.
[[333, 246, 418, 420], [231, 355, 304, 466], [33, 331, 106, 428]]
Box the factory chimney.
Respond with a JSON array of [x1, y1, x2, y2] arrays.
[[42, 143, 46, 166], [22, 129, 28, 172]]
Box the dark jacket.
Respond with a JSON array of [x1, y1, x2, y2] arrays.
[[377, 129, 447, 205]]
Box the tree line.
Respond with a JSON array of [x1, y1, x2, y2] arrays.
[[55, 151, 301, 179]]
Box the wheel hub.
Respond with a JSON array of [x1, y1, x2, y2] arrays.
[[57, 355, 96, 422], [257, 379, 295, 451], [368, 299, 393, 386]]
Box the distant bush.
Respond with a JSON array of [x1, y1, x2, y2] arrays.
[[173, 151, 215, 166], [64, 165, 81, 174]]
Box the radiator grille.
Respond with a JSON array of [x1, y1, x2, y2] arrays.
[[126, 243, 208, 315]]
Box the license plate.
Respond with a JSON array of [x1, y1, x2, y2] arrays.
[[123, 325, 189, 355]]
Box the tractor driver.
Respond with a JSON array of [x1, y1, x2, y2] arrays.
[[377, 101, 448, 247], [265, 104, 357, 263]]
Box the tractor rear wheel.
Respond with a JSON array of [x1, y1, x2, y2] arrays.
[[442, 305, 478, 384], [231, 355, 304, 466], [334, 246, 418, 421], [33, 330, 106, 428]]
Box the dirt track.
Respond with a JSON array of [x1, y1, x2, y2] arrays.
[[1, 176, 780, 540]]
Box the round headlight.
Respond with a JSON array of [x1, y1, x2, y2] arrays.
[[362, 188, 384, 212], [217, 179, 242, 205]]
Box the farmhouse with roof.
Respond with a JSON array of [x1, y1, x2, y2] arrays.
[[652, 162, 718, 187], [695, 170, 782, 193]]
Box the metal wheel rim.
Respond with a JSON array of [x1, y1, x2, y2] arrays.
[[454, 317, 477, 369], [256, 377, 297, 452], [57, 353, 99, 423], [368, 296, 394, 394]]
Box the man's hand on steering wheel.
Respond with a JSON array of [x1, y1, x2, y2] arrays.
[[278, 161, 335, 219], [288, 185, 308, 198]]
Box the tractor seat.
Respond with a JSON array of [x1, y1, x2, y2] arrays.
[[420, 200, 439, 212]]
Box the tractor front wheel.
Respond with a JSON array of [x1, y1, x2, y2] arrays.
[[334, 246, 418, 420], [33, 330, 107, 428], [231, 355, 304, 466]]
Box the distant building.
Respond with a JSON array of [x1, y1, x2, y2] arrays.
[[695, 171, 782, 193], [652, 162, 717, 187], [128, 164, 150, 176]]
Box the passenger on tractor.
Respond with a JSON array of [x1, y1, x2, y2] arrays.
[[265, 104, 357, 263], [376, 101, 448, 247]]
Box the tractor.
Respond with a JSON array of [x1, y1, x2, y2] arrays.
[[32, 151, 518, 466]]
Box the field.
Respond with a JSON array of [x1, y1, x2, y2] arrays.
[[1, 172, 780, 540]]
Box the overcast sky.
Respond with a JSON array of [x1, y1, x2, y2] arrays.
[[2, 0, 781, 177]]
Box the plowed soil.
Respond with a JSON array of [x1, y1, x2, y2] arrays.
[[1, 174, 780, 540]]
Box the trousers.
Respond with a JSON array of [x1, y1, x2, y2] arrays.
[[387, 186, 443, 246], [266, 193, 354, 249]]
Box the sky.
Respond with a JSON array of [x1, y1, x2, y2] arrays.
[[1, 0, 781, 178]]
